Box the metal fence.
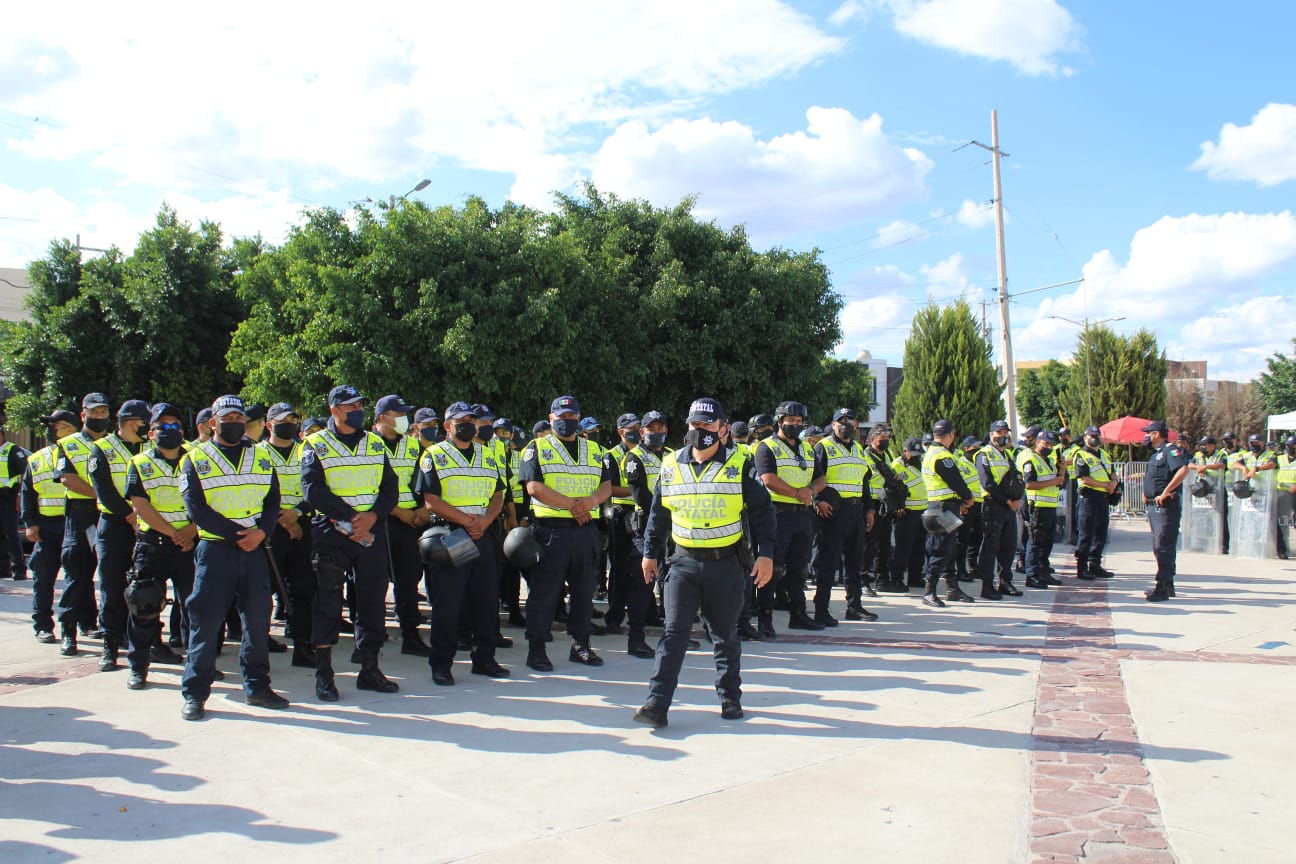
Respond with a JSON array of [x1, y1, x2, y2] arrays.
[[1114, 461, 1147, 518]]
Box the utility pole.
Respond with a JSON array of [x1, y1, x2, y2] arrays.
[[971, 111, 1016, 437]]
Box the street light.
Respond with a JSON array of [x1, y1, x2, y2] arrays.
[[1046, 314, 1127, 427], [400, 179, 431, 200]]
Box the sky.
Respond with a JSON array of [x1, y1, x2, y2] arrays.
[[2, 1, 1294, 382]]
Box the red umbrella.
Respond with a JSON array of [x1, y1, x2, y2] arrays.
[[1099, 416, 1178, 446]]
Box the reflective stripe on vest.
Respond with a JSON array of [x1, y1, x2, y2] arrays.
[[1074, 447, 1113, 487], [818, 438, 867, 498], [976, 445, 1011, 502], [865, 447, 890, 492], [129, 449, 190, 531], [922, 444, 958, 502], [0, 441, 16, 489], [527, 438, 602, 519], [385, 435, 422, 510], [256, 441, 303, 510], [757, 436, 813, 504], [1277, 454, 1296, 485], [890, 457, 927, 508], [1025, 450, 1060, 507], [659, 448, 745, 548], [58, 433, 97, 500], [185, 441, 274, 541], [508, 448, 524, 503], [29, 445, 66, 516], [957, 453, 982, 499], [627, 445, 664, 509], [611, 444, 635, 507], [304, 429, 386, 512], [92, 435, 137, 515], [422, 440, 499, 515]]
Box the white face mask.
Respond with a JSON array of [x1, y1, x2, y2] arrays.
[[394, 415, 410, 435]]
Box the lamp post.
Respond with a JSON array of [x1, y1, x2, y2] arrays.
[[1046, 314, 1126, 428], [400, 179, 431, 200]]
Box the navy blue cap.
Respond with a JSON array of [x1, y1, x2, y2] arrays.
[[832, 408, 857, 422], [1199, 435, 1216, 445], [800, 426, 824, 440], [413, 407, 439, 424], [1058, 427, 1071, 436], [82, 392, 110, 410], [473, 403, 497, 421], [1024, 424, 1042, 437], [903, 436, 924, 454], [149, 402, 182, 425], [375, 395, 413, 416], [990, 420, 1011, 432], [686, 397, 725, 423], [302, 416, 327, 433], [1084, 425, 1101, 436], [493, 417, 512, 429], [1141, 420, 1169, 434], [118, 399, 151, 421], [444, 401, 476, 421], [579, 416, 601, 431], [730, 420, 749, 436], [962, 435, 982, 449], [327, 385, 364, 406], [1039, 431, 1058, 444], [641, 410, 667, 427], [195, 407, 213, 424], [616, 412, 640, 429], [267, 402, 297, 422], [40, 409, 79, 426], [212, 395, 245, 418], [550, 396, 579, 414], [532, 420, 551, 435], [1222, 431, 1236, 440], [932, 419, 954, 435], [244, 403, 266, 422]]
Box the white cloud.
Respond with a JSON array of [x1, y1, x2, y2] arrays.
[[829, 1, 872, 26], [1170, 297, 1296, 381], [1192, 103, 1296, 187], [1, 3, 841, 211], [920, 252, 971, 294], [871, 219, 924, 250], [887, 0, 1083, 76], [957, 199, 997, 229], [591, 107, 933, 237]]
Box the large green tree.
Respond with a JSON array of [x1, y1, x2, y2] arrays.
[[1256, 338, 1296, 415], [891, 300, 1004, 442], [1060, 326, 1166, 429], [1016, 360, 1073, 430]]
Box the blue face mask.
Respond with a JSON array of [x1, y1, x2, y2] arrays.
[[344, 409, 364, 430], [552, 418, 580, 438], [420, 427, 440, 443]]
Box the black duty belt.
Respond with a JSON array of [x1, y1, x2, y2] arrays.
[[772, 502, 809, 513], [532, 517, 586, 528], [675, 543, 739, 561]]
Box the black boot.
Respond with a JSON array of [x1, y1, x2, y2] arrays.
[[980, 580, 1003, 600], [291, 643, 317, 668], [526, 639, 553, 672], [314, 646, 339, 702], [736, 618, 761, 641], [98, 634, 120, 672], [757, 612, 777, 640], [922, 580, 946, 607], [356, 651, 399, 693], [60, 626, 78, 656], [400, 627, 431, 657]]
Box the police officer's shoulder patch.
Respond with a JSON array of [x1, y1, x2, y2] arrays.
[[626, 459, 639, 476], [941, 457, 954, 467], [434, 453, 449, 467], [540, 447, 554, 460], [314, 442, 330, 456], [258, 458, 272, 471], [725, 465, 739, 479], [486, 456, 496, 468], [140, 463, 154, 478], [89, 456, 100, 472], [195, 459, 211, 475]]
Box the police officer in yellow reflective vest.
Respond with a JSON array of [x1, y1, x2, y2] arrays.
[[1072, 425, 1117, 579], [417, 402, 510, 685], [373, 394, 431, 657], [178, 395, 287, 721], [633, 397, 775, 727], [88, 399, 152, 672], [974, 420, 1025, 597], [496, 416, 528, 628], [1022, 431, 1065, 590], [604, 413, 642, 642], [811, 408, 878, 623], [0, 406, 29, 582], [1276, 436, 1296, 559], [258, 402, 316, 667], [55, 392, 115, 653], [920, 420, 976, 608], [519, 395, 613, 672], [301, 385, 401, 702], [122, 403, 197, 690], [954, 435, 984, 590], [23, 410, 77, 642], [890, 437, 928, 591], [622, 409, 670, 658]]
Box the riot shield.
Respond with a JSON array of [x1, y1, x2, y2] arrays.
[[1229, 470, 1276, 559], [1277, 484, 1294, 556], [1181, 476, 1225, 554]]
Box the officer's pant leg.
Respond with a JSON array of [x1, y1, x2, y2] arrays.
[[647, 554, 703, 708], [605, 514, 633, 628], [235, 547, 273, 695], [697, 555, 745, 700], [976, 507, 1005, 587], [624, 544, 652, 641], [867, 515, 893, 582], [182, 541, 238, 703], [57, 505, 96, 630], [171, 548, 195, 647], [387, 519, 423, 631], [351, 534, 390, 655], [126, 542, 158, 670], [1037, 508, 1057, 572], [30, 518, 64, 633], [98, 517, 135, 639], [469, 540, 500, 661], [565, 522, 598, 641], [1094, 502, 1110, 561], [890, 513, 912, 585], [524, 523, 566, 643], [310, 543, 348, 647], [781, 512, 812, 615], [278, 529, 314, 647], [760, 513, 795, 613], [429, 560, 468, 665], [965, 503, 982, 571], [812, 515, 844, 613], [1075, 494, 1093, 565], [0, 497, 25, 579], [834, 508, 864, 612]]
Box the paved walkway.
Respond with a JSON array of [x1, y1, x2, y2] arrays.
[[0, 522, 1292, 863]]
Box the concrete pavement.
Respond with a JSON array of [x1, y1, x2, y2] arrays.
[[0, 521, 1292, 863]]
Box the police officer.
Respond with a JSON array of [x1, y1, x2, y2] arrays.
[[864, 425, 900, 593], [88, 399, 152, 672], [1072, 425, 1117, 580], [494, 416, 528, 627], [1021, 431, 1065, 590], [0, 406, 29, 581], [1057, 428, 1081, 546], [604, 413, 642, 639], [921, 420, 976, 607], [1217, 432, 1238, 554], [54, 393, 114, 655], [372, 394, 431, 657], [192, 407, 214, 445], [179, 395, 288, 720], [730, 420, 752, 458], [749, 414, 775, 442], [889, 437, 928, 592], [953, 435, 984, 588], [417, 402, 510, 684], [753, 400, 824, 635], [811, 408, 877, 623], [532, 420, 551, 440], [258, 402, 317, 667], [23, 410, 76, 642], [300, 385, 402, 701], [519, 395, 613, 671], [622, 410, 670, 658], [1013, 424, 1043, 573], [975, 420, 1026, 598], [1275, 436, 1296, 559], [1232, 433, 1278, 477], [633, 397, 775, 727], [122, 403, 198, 690], [1142, 420, 1189, 601], [412, 407, 442, 449]]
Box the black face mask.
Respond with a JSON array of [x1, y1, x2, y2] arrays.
[[836, 422, 855, 440], [217, 422, 245, 446], [272, 422, 300, 441], [685, 427, 718, 450], [1040, 446, 1053, 458], [420, 427, 441, 444], [992, 436, 1009, 448], [1250, 443, 1263, 453], [85, 417, 110, 434], [780, 423, 803, 441], [645, 432, 667, 450], [156, 428, 184, 450], [755, 427, 774, 440], [552, 418, 580, 439], [476, 426, 494, 442], [1085, 436, 1100, 449], [454, 422, 477, 443], [623, 430, 641, 446]]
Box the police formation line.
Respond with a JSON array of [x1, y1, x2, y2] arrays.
[[12, 389, 1296, 727]]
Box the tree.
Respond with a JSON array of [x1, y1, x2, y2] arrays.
[[1207, 383, 1266, 440], [1166, 380, 1206, 447], [802, 357, 875, 427], [1256, 338, 1296, 415], [891, 300, 1004, 443], [1060, 326, 1167, 428], [1016, 360, 1073, 430]]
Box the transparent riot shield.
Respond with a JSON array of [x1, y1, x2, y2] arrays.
[[1056, 485, 1070, 546], [1277, 484, 1294, 556], [1181, 474, 1225, 554], [1229, 470, 1276, 559]]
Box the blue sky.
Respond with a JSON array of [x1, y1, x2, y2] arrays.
[[2, 1, 1293, 381]]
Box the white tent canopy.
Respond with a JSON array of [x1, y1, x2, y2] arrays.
[[1267, 409, 1296, 433]]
